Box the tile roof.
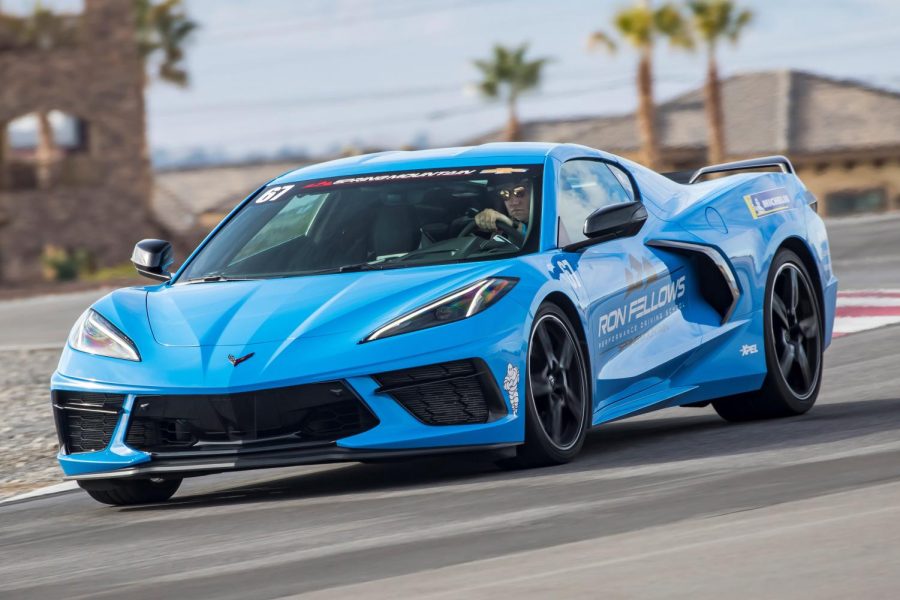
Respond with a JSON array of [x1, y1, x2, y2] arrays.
[[152, 161, 304, 234]]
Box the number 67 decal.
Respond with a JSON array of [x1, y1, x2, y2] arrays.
[[255, 184, 295, 204]]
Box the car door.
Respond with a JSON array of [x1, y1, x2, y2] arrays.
[[555, 158, 702, 417]]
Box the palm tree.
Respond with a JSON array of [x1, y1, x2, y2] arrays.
[[473, 44, 550, 142], [588, 1, 692, 169], [685, 1, 752, 163], [135, 0, 198, 88], [0, 118, 8, 190]]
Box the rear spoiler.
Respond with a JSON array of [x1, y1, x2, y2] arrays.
[[664, 156, 795, 184]]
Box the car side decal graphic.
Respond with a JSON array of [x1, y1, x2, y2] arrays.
[[744, 187, 791, 219]]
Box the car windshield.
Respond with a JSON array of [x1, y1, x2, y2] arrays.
[[178, 165, 542, 282]]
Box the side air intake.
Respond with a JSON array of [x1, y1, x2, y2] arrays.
[[373, 359, 508, 426], [647, 240, 741, 324], [52, 392, 125, 454]]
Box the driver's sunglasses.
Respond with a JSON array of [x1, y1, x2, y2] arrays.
[[499, 186, 527, 200]]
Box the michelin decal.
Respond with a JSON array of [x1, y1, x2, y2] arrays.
[[503, 363, 520, 416], [744, 187, 792, 219]]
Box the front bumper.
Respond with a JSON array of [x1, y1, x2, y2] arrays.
[[52, 316, 529, 479]]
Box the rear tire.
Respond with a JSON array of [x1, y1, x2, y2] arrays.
[[79, 478, 182, 506], [713, 249, 823, 422], [499, 304, 590, 468]]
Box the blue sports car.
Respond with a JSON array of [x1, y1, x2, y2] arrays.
[[52, 143, 837, 505]]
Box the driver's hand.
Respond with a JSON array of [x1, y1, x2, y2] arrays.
[[475, 208, 513, 232]]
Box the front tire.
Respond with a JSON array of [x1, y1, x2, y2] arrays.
[[78, 478, 182, 506], [502, 304, 591, 468], [713, 249, 823, 422]]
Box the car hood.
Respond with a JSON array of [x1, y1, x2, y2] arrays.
[[145, 263, 507, 347]]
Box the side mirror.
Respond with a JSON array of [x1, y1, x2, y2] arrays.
[[564, 201, 648, 252], [131, 239, 174, 282], [583, 201, 647, 242]]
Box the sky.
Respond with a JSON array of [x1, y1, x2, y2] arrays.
[[6, 0, 900, 166]]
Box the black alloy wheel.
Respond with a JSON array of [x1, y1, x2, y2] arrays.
[[500, 304, 590, 468], [771, 262, 821, 399], [713, 249, 823, 422], [530, 313, 587, 451]]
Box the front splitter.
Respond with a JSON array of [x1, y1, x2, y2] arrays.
[[66, 442, 520, 480]]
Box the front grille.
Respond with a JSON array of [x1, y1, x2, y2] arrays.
[[52, 392, 125, 454], [125, 382, 378, 453], [373, 359, 507, 426]]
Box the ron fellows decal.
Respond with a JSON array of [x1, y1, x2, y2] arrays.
[[744, 187, 792, 219], [598, 276, 687, 349]]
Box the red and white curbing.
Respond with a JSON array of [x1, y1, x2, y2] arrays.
[[834, 290, 900, 338]]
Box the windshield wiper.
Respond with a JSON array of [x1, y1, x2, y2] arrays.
[[336, 261, 399, 273], [184, 273, 260, 284]]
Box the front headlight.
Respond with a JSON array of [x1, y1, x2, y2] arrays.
[[362, 277, 518, 342], [68, 310, 141, 361]]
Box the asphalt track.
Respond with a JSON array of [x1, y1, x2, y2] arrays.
[[2, 323, 900, 599], [2, 212, 900, 598]]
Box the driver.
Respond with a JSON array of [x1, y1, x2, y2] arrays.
[[474, 178, 531, 235]]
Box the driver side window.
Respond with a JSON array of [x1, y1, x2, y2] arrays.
[[557, 160, 635, 245]]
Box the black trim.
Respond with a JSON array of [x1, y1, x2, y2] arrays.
[[562, 201, 648, 252], [805, 190, 819, 213], [373, 359, 508, 425], [66, 442, 520, 480], [646, 239, 741, 324], [52, 391, 125, 454], [661, 170, 693, 184], [131, 239, 173, 282], [125, 381, 379, 453]]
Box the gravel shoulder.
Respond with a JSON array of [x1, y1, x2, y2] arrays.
[[0, 349, 65, 500]]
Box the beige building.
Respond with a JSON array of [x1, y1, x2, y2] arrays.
[[472, 70, 900, 216], [0, 0, 156, 283], [152, 159, 312, 245]]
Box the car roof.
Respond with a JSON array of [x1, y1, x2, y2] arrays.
[[269, 142, 618, 185]]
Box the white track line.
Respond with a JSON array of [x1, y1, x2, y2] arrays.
[[834, 315, 900, 335], [0, 482, 78, 505]]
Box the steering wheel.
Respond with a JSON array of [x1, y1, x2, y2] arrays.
[[457, 216, 525, 247]]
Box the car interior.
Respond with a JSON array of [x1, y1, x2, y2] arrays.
[[226, 180, 526, 276]]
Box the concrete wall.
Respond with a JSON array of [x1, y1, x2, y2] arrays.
[[795, 157, 900, 217], [0, 0, 156, 283]]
